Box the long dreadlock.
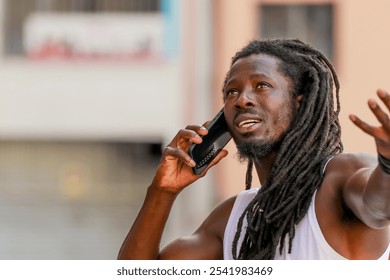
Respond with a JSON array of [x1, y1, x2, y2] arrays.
[[225, 39, 343, 259]]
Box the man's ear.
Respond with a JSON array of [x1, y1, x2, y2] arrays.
[[294, 95, 303, 109]]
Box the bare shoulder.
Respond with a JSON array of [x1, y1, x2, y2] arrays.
[[195, 195, 237, 242], [317, 152, 377, 219], [319, 152, 377, 207], [159, 195, 237, 259], [329, 152, 376, 168], [325, 152, 377, 181], [318, 153, 390, 259]]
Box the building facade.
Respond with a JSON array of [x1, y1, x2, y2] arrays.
[[0, 0, 389, 259]]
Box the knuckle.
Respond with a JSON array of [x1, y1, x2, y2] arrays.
[[178, 128, 197, 139], [162, 147, 170, 156], [163, 146, 174, 155]]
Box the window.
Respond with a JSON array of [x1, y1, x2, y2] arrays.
[[260, 4, 333, 61], [4, 0, 161, 56]]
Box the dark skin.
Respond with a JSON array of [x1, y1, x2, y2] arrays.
[[118, 54, 390, 260]]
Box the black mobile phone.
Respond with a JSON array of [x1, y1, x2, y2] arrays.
[[189, 109, 232, 175]]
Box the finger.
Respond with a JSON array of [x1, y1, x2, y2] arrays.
[[349, 114, 376, 136], [185, 124, 209, 137], [377, 89, 390, 110], [178, 125, 208, 140], [163, 146, 196, 167], [368, 99, 390, 129], [177, 125, 210, 151], [175, 128, 204, 149]]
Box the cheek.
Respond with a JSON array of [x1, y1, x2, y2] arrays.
[[224, 110, 233, 128], [271, 103, 295, 133], [275, 110, 291, 124]]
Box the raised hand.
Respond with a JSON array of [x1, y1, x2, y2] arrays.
[[349, 89, 390, 159], [152, 124, 228, 194]]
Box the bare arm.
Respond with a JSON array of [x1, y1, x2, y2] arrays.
[[117, 185, 177, 259], [346, 89, 390, 228], [117, 124, 228, 259], [343, 166, 390, 228], [158, 196, 236, 260]]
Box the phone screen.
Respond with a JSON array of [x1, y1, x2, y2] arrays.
[[189, 109, 232, 175]]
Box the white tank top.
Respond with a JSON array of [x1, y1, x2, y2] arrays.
[[223, 188, 390, 260]]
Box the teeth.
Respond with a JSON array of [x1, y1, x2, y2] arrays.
[[239, 119, 261, 128]]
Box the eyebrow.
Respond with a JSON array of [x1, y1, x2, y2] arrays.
[[224, 73, 273, 87]]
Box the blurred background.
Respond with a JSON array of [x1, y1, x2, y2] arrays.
[[0, 0, 389, 259]]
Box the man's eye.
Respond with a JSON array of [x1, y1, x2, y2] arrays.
[[226, 89, 239, 96], [256, 83, 270, 89]]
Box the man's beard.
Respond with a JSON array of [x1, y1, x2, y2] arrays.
[[236, 139, 282, 163]]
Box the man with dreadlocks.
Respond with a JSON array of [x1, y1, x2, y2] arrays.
[[118, 39, 390, 260]]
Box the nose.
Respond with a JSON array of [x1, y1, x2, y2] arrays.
[[234, 88, 255, 109]]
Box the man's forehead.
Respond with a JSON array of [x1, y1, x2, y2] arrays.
[[228, 53, 282, 76]]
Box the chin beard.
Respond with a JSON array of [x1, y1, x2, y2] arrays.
[[236, 139, 281, 163]]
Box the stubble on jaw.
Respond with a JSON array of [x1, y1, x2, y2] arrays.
[[235, 105, 296, 164], [235, 137, 281, 164]]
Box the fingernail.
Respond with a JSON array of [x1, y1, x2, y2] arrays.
[[368, 99, 376, 109], [190, 159, 196, 167], [378, 90, 386, 98]]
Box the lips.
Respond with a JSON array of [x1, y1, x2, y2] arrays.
[[234, 113, 263, 133], [238, 119, 262, 128]]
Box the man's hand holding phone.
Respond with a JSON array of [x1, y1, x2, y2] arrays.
[[189, 109, 232, 175], [152, 110, 230, 194]]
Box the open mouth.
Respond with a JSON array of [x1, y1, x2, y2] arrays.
[[238, 119, 262, 128], [234, 113, 263, 134]]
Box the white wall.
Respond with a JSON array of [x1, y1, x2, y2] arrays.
[[0, 60, 181, 141], [0, 0, 218, 259]]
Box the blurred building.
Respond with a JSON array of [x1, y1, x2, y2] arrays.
[[0, 0, 215, 259], [0, 0, 389, 259]]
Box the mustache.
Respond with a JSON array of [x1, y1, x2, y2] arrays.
[[233, 108, 261, 120]]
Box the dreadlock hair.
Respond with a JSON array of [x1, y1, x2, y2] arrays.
[[225, 39, 343, 259]]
